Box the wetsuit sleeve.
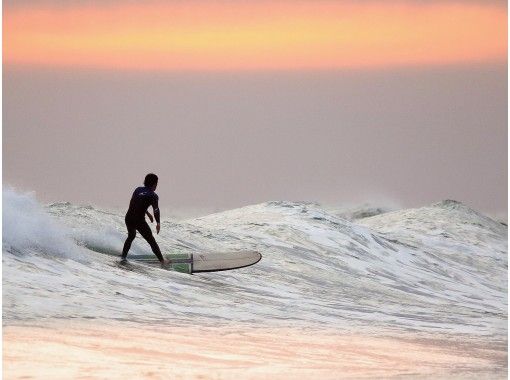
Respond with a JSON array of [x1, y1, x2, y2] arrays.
[[152, 194, 160, 224]]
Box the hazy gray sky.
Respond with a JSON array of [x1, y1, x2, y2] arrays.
[[3, 0, 507, 216], [4, 64, 507, 215]]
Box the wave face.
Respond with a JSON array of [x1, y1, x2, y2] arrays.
[[3, 189, 507, 337]]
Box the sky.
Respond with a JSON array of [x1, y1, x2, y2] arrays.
[[3, 0, 508, 216]]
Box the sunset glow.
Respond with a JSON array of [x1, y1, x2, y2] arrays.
[[4, 1, 507, 71]]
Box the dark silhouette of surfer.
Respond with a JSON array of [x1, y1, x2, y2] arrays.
[[122, 173, 169, 265]]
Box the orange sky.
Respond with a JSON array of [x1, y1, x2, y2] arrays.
[[3, 1, 507, 71]]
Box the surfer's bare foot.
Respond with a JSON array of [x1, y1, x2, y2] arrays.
[[161, 259, 171, 267]]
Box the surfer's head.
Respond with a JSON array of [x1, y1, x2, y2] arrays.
[[144, 173, 158, 190]]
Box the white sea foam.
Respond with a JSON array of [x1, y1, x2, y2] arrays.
[[2, 189, 507, 337], [3, 188, 81, 259]]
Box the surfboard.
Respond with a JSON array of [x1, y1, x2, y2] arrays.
[[131, 250, 262, 274]]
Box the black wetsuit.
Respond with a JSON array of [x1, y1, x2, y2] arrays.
[[121, 186, 163, 262]]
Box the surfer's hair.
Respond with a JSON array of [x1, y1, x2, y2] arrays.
[[144, 173, 158, 187]]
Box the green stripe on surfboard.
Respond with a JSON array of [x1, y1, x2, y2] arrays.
[[168, 262, 191, 274], [132, 253, 192, 274]]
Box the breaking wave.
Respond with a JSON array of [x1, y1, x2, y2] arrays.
[[3, 188, 507, 337]]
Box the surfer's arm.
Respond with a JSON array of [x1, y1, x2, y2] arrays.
[[152, 195, 161, 233], [153, 205, 160, 224], [145, 211, 154, 223]]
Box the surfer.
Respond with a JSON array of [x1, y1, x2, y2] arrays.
[[121, 173, 169, 266]]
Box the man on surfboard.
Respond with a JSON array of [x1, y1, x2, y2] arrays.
[[121, 173, 169, 266]]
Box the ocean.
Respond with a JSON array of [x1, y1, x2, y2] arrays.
[[3, 188, 507, 379]]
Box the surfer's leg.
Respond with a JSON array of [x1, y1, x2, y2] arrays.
[[122, 225, 137, 259], [137, 222, 164, 262]]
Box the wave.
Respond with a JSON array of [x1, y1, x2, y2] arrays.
[[3, 188, 81, 259], [2, 188, 507, 337]]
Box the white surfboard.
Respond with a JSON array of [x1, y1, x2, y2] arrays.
[[132, 250, 262, 274]]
